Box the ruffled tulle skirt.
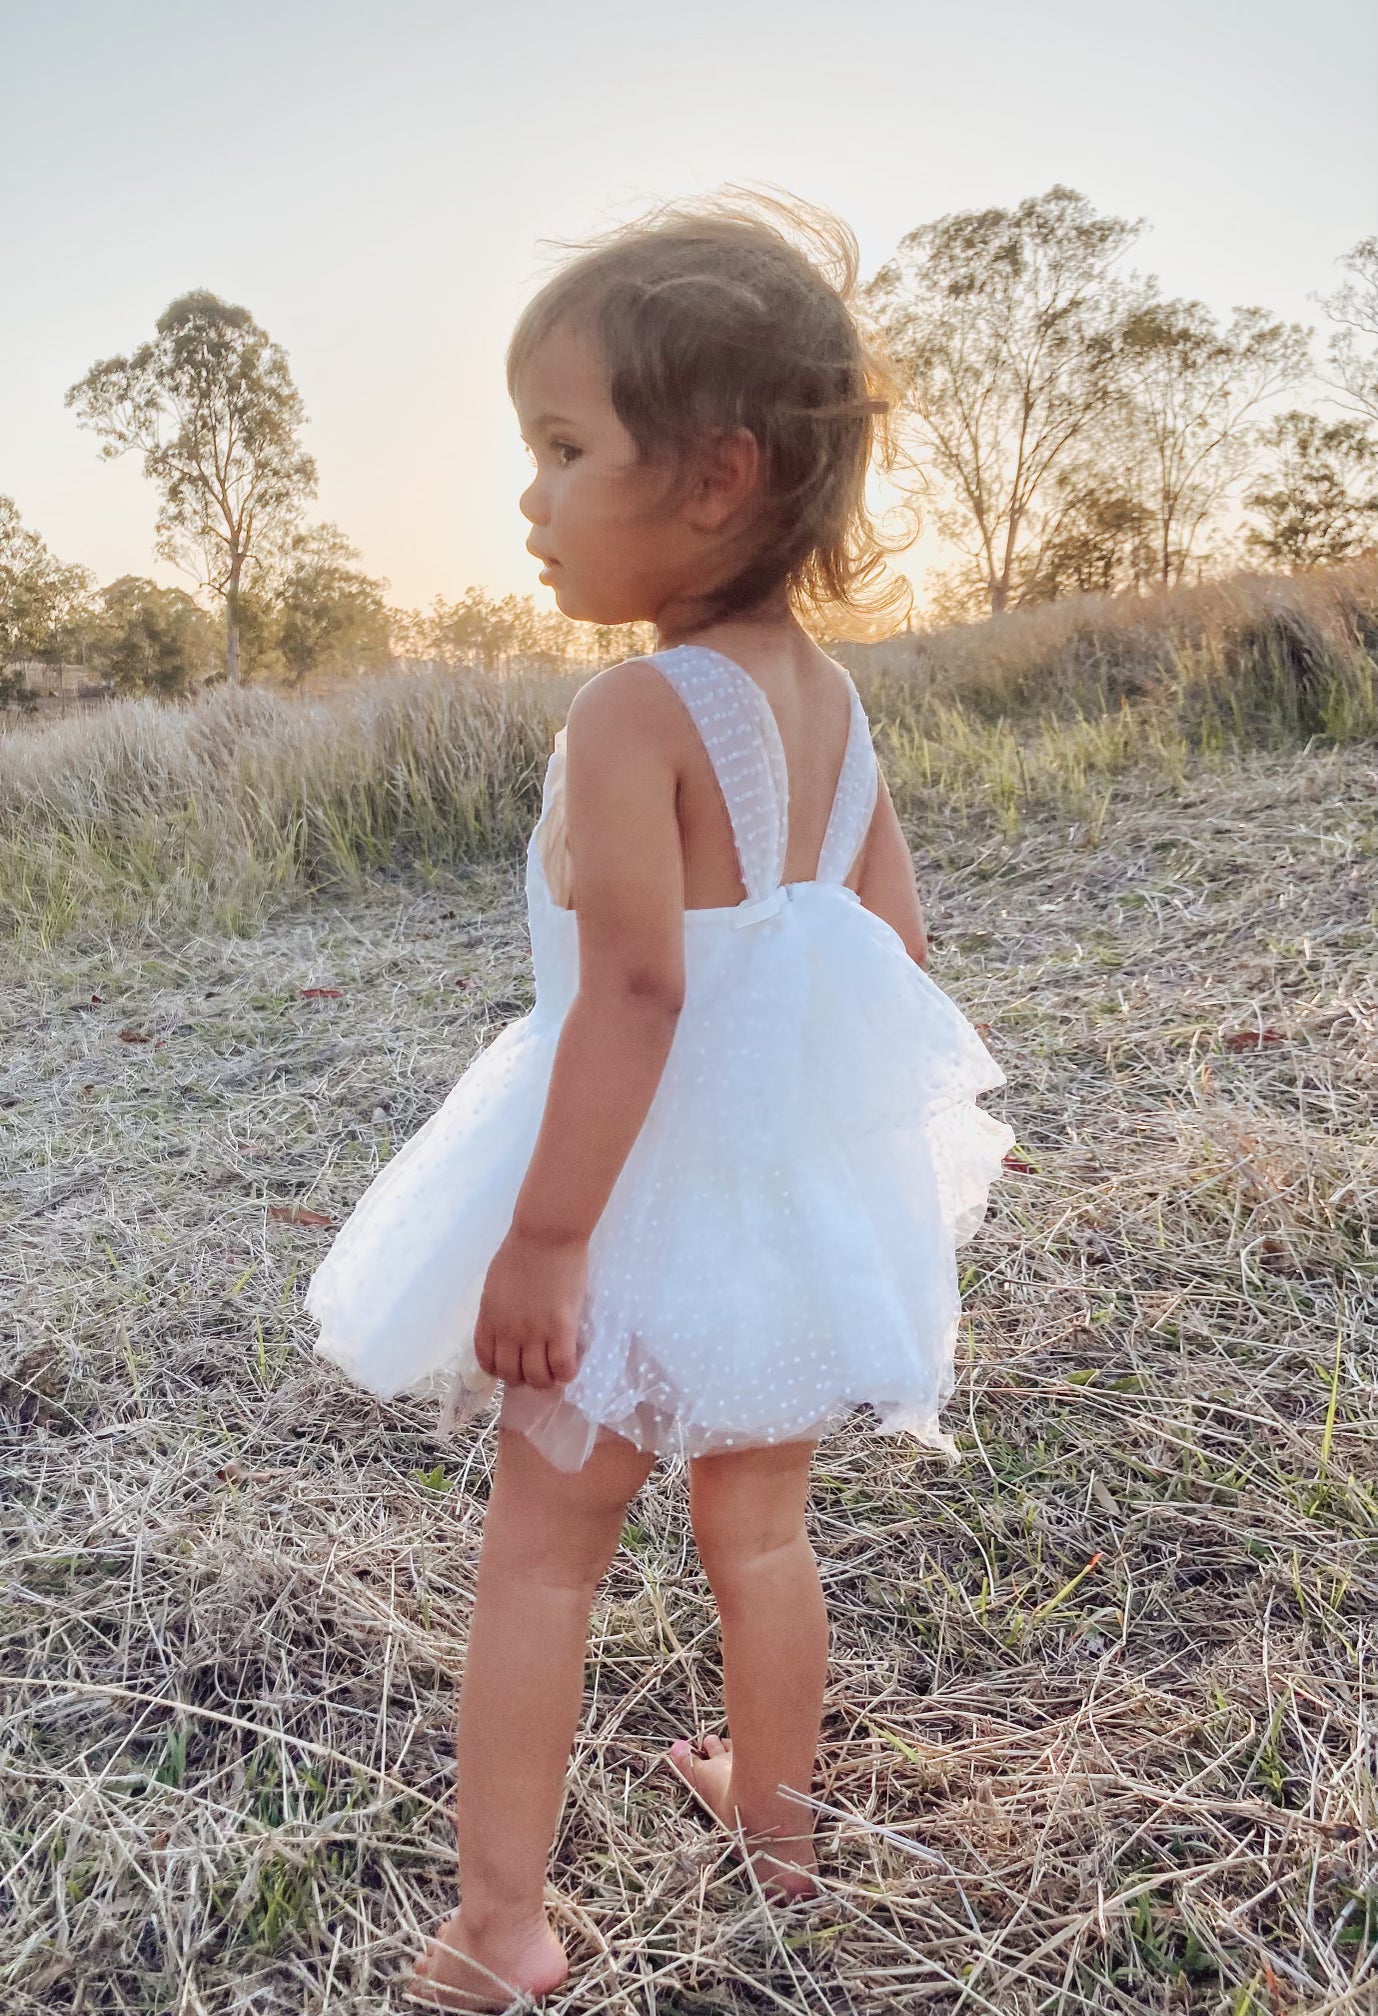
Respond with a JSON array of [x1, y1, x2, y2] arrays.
[[306, 881, 1015, 1472]]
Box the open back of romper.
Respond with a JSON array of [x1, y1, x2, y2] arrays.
[[533, 645, 879, 916]]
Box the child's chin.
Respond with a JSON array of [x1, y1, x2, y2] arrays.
[[552, 585, 633, 627]]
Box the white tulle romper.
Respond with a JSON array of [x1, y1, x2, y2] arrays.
[[305, 644, 1016, 1472]]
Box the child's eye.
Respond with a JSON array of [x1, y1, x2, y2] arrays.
[[520, 441, 580, 468]]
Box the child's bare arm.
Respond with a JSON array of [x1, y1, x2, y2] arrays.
[[509, 662, 686, 1248], [854, 769, 930, 969]]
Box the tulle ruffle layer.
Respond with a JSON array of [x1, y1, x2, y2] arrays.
[[306, 882, 1014, 1471]]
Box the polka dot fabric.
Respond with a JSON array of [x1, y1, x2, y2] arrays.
[[306, 646, 1016, 1472], [532, 646, 878, 909]]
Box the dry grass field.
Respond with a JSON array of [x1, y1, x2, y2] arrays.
[[3, 576, 1377, 2013]]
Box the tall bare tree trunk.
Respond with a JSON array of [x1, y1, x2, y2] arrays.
[[226, 557, 242, 685]]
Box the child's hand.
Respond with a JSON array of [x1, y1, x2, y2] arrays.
[[474, 1225, 588, 1390]]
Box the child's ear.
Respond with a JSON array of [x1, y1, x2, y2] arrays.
[[686, 426, 761, 532]]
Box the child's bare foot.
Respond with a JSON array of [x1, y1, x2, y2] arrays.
[[664, 1734, 819, 1900], [406, 1904, 569, 2011]]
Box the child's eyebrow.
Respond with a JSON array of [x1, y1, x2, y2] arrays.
[[527, 412, 577, 431]]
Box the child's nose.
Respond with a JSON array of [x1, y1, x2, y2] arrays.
[[519, 479, 546, 525]]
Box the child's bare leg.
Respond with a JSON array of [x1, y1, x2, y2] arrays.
[[410, 1424, 655, 2011], [667, 1439, 826, 1897]]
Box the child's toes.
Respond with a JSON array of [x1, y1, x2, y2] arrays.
[[665, 1737, 702, 1794], [701, 1733, 731, 1759]]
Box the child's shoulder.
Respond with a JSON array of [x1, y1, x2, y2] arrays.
[[564, 653, 679, 746]]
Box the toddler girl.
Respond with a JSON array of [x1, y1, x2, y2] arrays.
[[305, 187, 1014, 2010]]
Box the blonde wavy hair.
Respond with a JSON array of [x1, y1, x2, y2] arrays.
[[506, 184, 917, 641]]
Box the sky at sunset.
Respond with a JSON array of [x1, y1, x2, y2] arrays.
[[4, 0, 1375, 614]]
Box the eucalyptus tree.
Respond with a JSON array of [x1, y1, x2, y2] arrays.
[[1318, 238, 1378, 429], [67, 291, 316, 684], [1115, 300, 1309, 586], [862, 186, 1145, 615]]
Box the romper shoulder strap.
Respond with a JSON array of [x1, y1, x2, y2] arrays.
[[815, 677, 880, 886], [649, 646, 787, 901]]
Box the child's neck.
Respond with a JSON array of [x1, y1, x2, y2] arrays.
[[655, 590, 803, 657]]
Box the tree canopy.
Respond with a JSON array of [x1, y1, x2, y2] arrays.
[[1246, 411, 1378, 570], [274, 523, 392, 683], [1319, 238, 1378, 429], [1115, 301, 1308, 587], [0, 496, 93, 662], [94, 577, 220, 696]]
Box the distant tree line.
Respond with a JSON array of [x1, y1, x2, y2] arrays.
[[3, 198, 1375, 704], [0, 488, 648, 708], [393, 589, 653, 675], [0, 499, 396, 703]]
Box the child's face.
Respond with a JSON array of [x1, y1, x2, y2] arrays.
[[514, 321, 723, 627]]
